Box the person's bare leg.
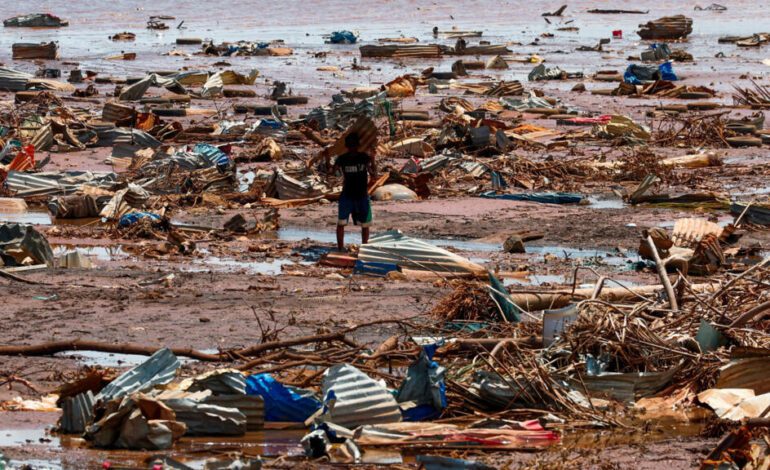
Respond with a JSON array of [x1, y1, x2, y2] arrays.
[[336, 225, 345, 251], [362, 226, 370, 245]]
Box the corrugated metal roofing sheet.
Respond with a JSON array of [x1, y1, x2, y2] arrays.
[[164, 398, 247, 436], [96, 348, 181, 403], [320, 364, 401, 428], [186, 370, 247, 395], [672, 218, 723, 248], [59, 391, 95, 434], [203, 394, 264, 431], [274, 170, 329, 200], [577, 366, 679, 402], [358, 230, 485, 274], [716, 356, 770, 395], [0, 67, 32, 92]]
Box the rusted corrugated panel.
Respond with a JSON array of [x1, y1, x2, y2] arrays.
[[638, 15, 693, 40], [12, 42, 59, 60], [320, 364, 401, 428], [671, 218, 723, 248], [275, 170, 328, 200], [358, 230, 485, 274], [483, 80, 523, 97], [716, 357, 770, 395], [360, 44, 442, 58], [451, 44, 511, 56], [60, 391, 95, 434], [102, 102, 136, 122]]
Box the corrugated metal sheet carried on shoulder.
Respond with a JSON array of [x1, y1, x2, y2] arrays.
[[320, 364, 401, 428], [358, 230, 485, 275]]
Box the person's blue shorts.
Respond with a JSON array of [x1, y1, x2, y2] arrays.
[[338, 195, 372, 227]]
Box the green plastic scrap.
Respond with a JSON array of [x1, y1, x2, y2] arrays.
[[488, 271, 521, 322], [696, 319, 728, 353]]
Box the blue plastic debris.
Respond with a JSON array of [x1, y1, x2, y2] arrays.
[[245, 374, 321, 422], [193, 143, 231, 171], [353, 260, 398, 277], [479, 191, 583, 205], [329, 31, 358, 44], [397, 344, 447, 421], [118, 212, 161, 227], [416, 455, 495, 470], [624, 61, 677, 84]]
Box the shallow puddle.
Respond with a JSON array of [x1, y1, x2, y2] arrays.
[[0, 428, 59, 447], [0, 210, 52, 225], [528, 245, 636, 267], [53, 349, 210, 367], [52, 245, 128, 261], [505, 274, 567, 286], [587, 196, 626, 210]]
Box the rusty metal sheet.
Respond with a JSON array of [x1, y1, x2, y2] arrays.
[[671, 218, 723, 248]]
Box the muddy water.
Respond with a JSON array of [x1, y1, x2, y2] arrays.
[[1, 0, 768, 104]]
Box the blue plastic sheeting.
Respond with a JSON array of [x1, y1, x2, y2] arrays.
[[624, 61, 677, 85], [353, 260, 398, 277], [329, 31, 358, 44], [246, 374, 321, 422], [192, 143, 231, 171], [397, 344, 447, 421], [416, 455, 495, 470], [479, 190, 583, 205], [118, 212, 161, 227]]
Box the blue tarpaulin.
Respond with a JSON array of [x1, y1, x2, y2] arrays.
[[118, 212, 161, 227], [624, 61, 677, 85], [328, 31, 358, 44], [480, 191, 583, 205], [246, 374, 321, 422]]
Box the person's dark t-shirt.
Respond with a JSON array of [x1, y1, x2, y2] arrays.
[[335, 151, 370, 199]]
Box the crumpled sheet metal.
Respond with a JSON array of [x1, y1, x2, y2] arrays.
[[274, 170, 331, 200], [716, 355, 770, 395], [163, 398, 247, 436], [59, 391, 95, 434], [0, 223, 54, 267], [0, 67, 33, 91], [96, 348, 181, 403], [5, 170, 117, 198], [86, 395, 186, 450], [203, 394, 264, 431], [119, 73, 186, 101], [318, 364, 402, 429], [183, 369, 247, 395], [201, 69, 259, 98], [576, 366, 679, 402], [99, 183, 150, 219], [358, 230, 485, 275], [671, 218, 723, 249]]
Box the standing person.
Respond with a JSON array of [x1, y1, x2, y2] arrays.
[[331, 132, 376, 251]]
